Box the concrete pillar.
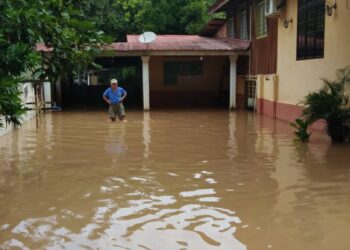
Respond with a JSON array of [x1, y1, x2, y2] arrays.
[[143, 112, 151, 159], [141, 56, 150, 110], [229, 55, 239, 110]]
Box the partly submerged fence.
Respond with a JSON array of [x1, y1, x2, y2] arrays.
[[0, 81, 51, 136]]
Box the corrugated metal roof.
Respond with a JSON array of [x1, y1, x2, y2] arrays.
[[37, 35, 250, 54], [107, 35, 249, 51]]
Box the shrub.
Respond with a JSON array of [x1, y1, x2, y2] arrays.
[[292, 67, 350, 143]]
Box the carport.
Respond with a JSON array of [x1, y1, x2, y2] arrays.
[[37, 35, 250, 110], [102, 35, 250, 110]]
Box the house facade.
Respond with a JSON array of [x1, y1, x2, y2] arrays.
[[102, 35, 251, 110], [39, 35, 250, 110], [209, 0, 350, 123]]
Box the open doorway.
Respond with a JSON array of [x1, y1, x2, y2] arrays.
[[60, 57, 142, 110]]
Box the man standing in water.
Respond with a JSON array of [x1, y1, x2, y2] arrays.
[[103, 79, 127, 122]]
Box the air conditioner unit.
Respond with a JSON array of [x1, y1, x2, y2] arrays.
[[265, 0, 283, 17]]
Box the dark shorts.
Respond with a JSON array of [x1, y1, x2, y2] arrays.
[[108, 103, 125, 119]]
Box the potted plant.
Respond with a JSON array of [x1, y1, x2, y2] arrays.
[[292, 67, 350, 143]]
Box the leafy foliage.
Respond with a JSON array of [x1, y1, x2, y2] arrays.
[[290, 118, 311, 143], [0, 77, 26, 127], [0, 0, 106, 128], [292, 67, 350, 143], [76, 0, 216, 41], [303, 86, 349, 127]]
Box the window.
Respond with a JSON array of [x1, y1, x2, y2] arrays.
[[227, 17, 235, 38], [239, 9, 249, 40], [297, 0, 325, 60], [164, 61, 203, 85], [255, 0, 267, 38], [245, 80, 257, 109]]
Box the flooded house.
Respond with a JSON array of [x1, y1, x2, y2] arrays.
[[47, 35, 251, 111], [2, 1, 350, 249], [208, 0, 350, 123], [105, 35, 250, 110], [13, 0, 350, 132]]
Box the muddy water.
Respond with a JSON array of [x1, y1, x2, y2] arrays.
[[0, 111, 350, 250]]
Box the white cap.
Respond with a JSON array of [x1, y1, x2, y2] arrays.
[[110, 79, 118, 84]]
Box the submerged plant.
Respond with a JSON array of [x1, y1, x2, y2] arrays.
[[290, 118, 311, 143], [293, 66, 350, 143]]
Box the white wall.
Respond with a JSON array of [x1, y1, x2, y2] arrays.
[[0, 82, 38, 136]]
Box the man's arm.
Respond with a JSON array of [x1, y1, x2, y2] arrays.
[[102, 89, 111, 104], [103, 95, 111, 104], [120, 90, 127, 102]]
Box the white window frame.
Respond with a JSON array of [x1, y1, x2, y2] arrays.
[[255, 0, 267, 39], [239, 8, 249, 40]]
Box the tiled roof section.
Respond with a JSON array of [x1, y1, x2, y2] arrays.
[[36, 35, 250, 53], [104, 35, 249, 52]]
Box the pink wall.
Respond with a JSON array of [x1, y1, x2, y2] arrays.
[[257, 98, 326, 130]]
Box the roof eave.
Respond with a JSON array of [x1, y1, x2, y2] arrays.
[[199, 18, 226, 37], [208, 0, 230, 14], [99, 50, 249, 57]]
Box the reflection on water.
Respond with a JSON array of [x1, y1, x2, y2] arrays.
[[1, 111, 350, 250]]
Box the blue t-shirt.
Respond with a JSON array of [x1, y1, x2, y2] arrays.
[[103, 87, 126, 104]]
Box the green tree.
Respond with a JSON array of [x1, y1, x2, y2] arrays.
[[0, 0, 105, 128], [133, 0, 216, 35], [78, 0, 216, 40], [75, 0, 146, 41], [179, 0, 213, 34]]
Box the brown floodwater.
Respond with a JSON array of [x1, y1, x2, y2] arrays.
[[0, 110, 350, 250]]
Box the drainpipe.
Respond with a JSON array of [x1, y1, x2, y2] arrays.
[[249, 3, 258, 114], [229, 55, 239, 110], [249, 3, 252, 80]]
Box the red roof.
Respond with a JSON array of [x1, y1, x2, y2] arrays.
[[105, 35, 249, 52], [36, 35, 250, 55]]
